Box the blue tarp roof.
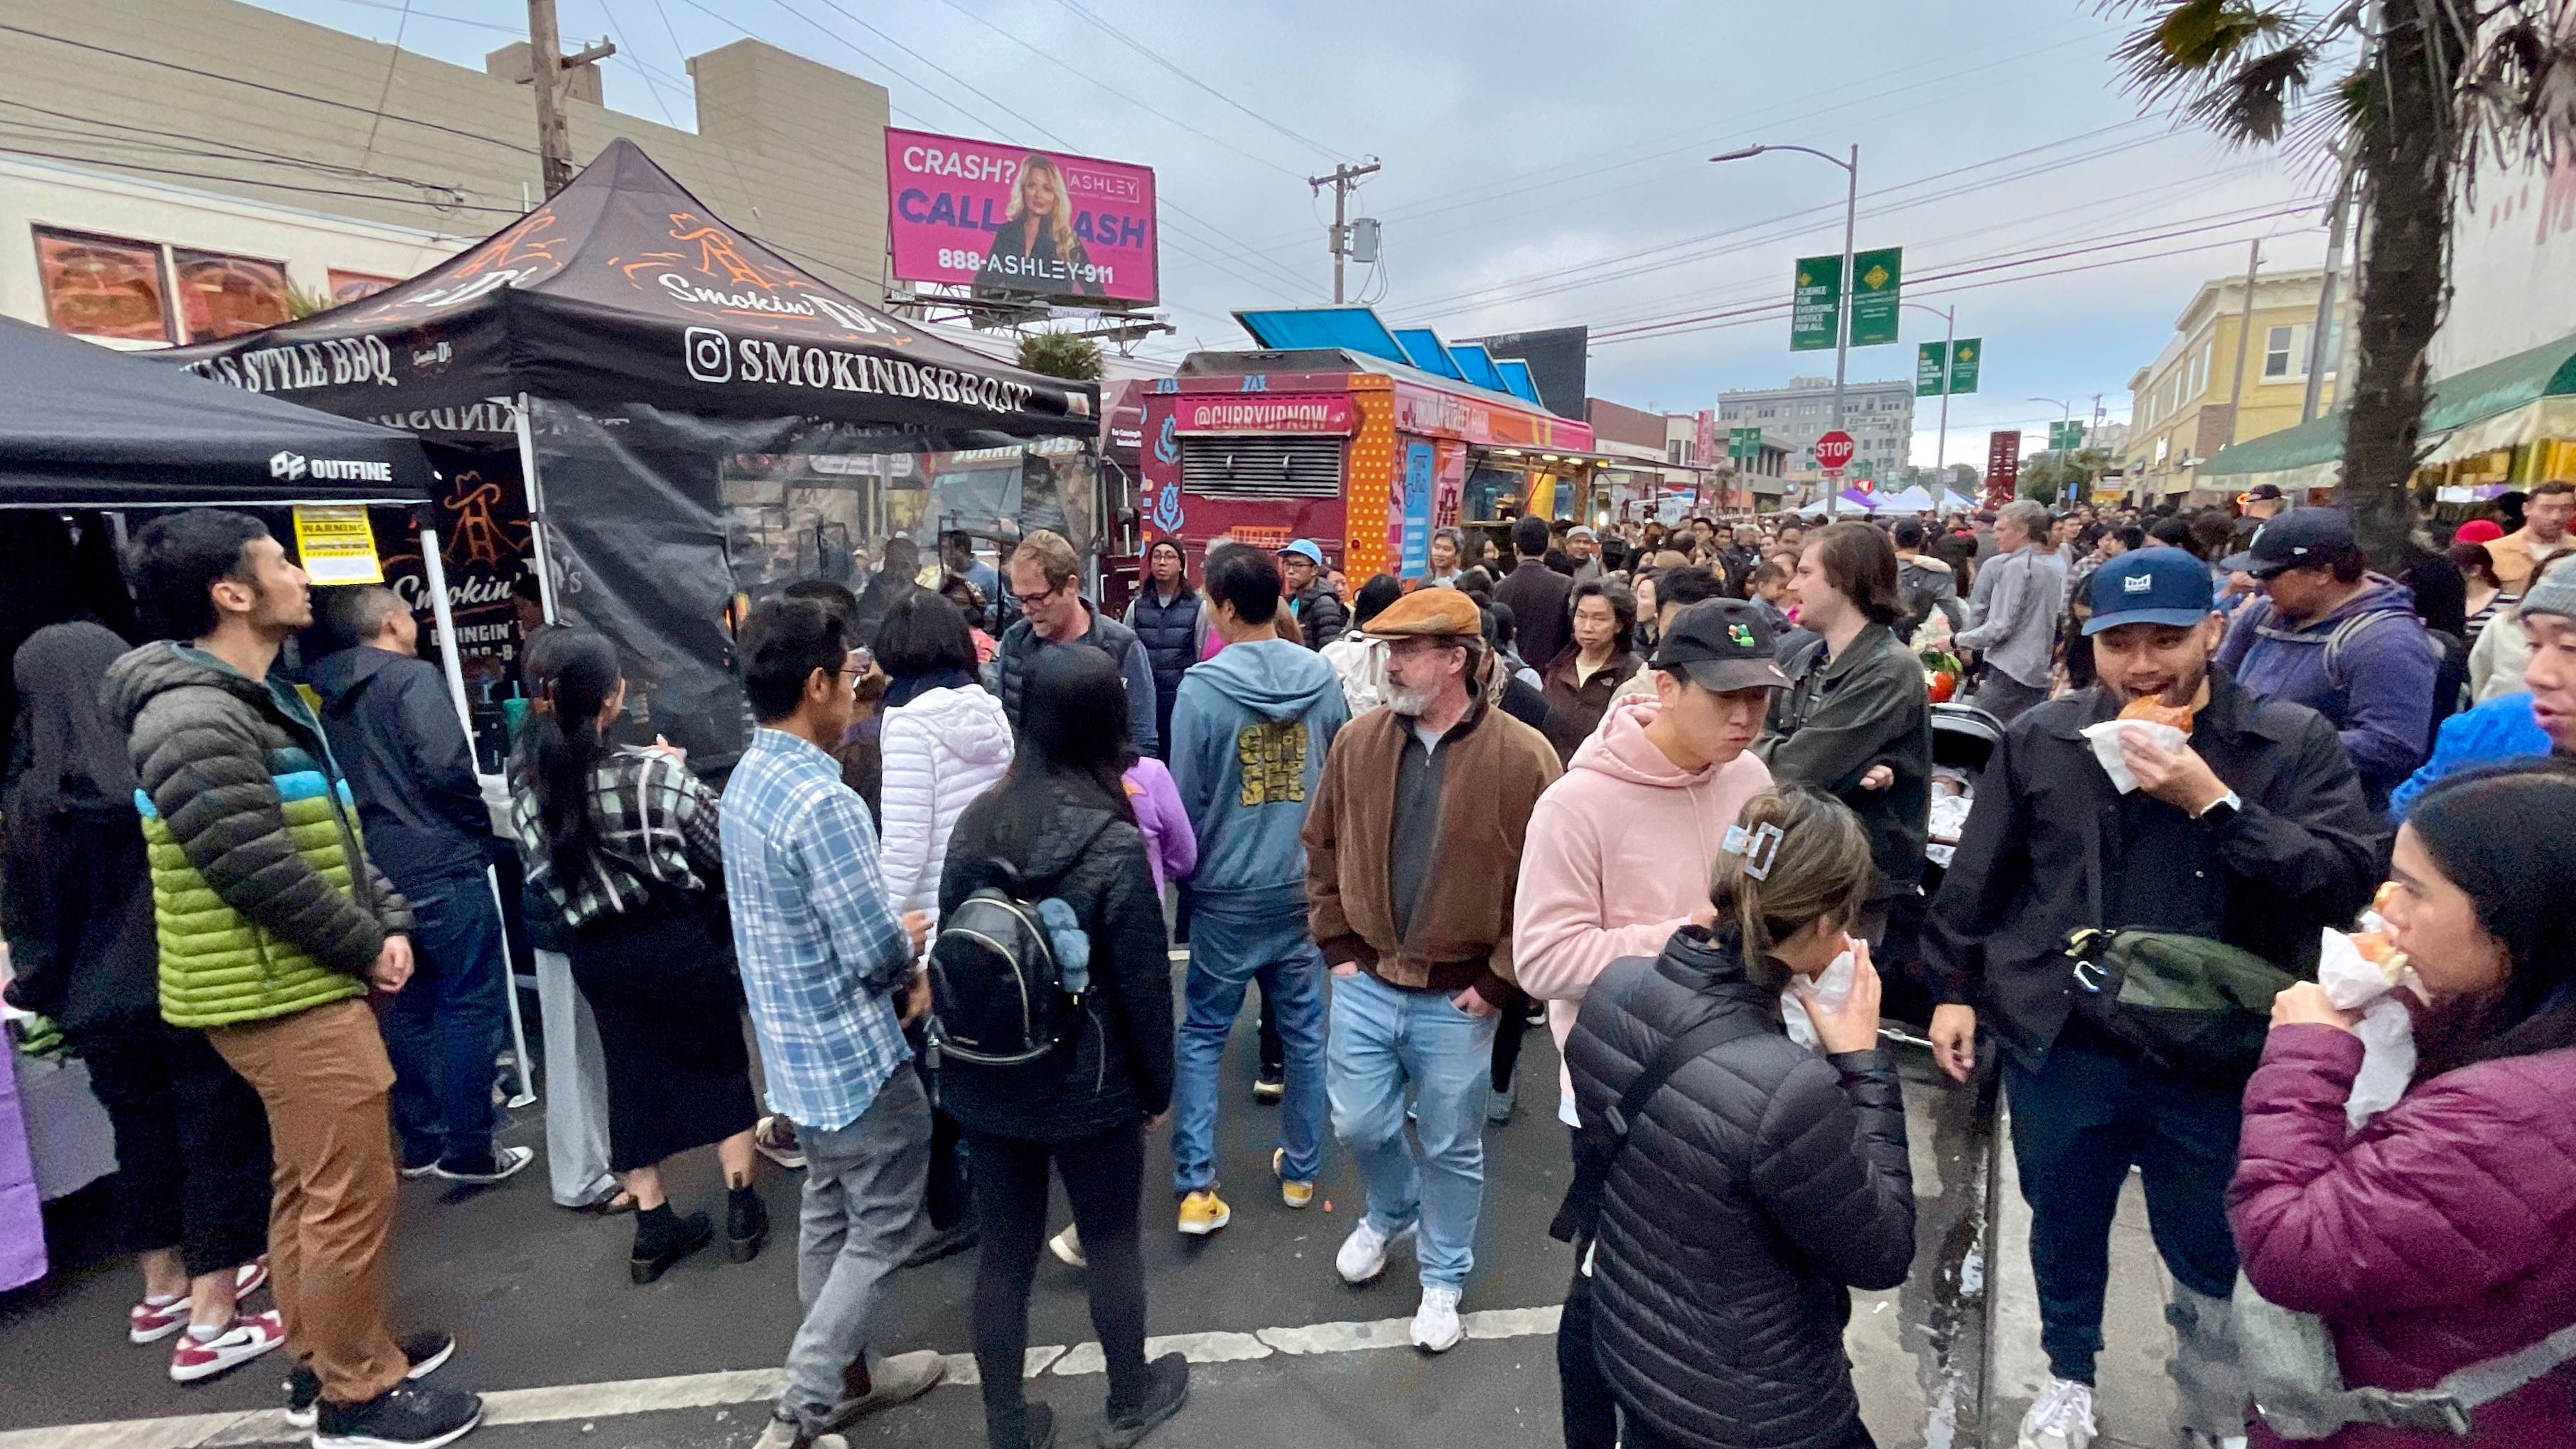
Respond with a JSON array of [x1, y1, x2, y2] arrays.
[[1448, 343, 1509, 392], [1232, 307, 1408, 365], [1392, 328, 1463, 380], [1495, 358, 1543, 406]]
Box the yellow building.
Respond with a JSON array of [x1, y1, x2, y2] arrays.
[[2124, 266, 2351, 500]]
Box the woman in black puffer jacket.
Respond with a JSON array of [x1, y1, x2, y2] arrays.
[[937, 647, 1186, 1449], [1562, 787, 1916, 1449]]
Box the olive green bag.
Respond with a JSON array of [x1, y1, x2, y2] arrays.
[[2065, 927, 2298, 1087]]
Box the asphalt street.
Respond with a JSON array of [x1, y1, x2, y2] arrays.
[[1, 986, 1996, 1449]]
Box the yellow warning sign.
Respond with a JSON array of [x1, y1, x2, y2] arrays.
[[292, 506, 383, 585]]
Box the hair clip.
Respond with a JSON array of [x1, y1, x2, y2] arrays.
[[1721, 822, 1784, 880]]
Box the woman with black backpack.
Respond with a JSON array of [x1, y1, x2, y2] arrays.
[[934, 647, 1187, 1449], [1558, 787, 1914, 1449]]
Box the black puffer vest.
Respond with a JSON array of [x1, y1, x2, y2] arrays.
[[996, 601, 1143, 737], [1127, 586, 1203, 748]]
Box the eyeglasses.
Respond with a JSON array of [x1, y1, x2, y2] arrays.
[[1013, 584, 1063, 609]]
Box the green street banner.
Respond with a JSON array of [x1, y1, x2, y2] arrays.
[[1947, 337, 1980, 394], [1917, 341, 1948, 397], [1848, 247, 1902, 347], [1791, 254, 1841, 352], [1730, 426, 1763, 460]]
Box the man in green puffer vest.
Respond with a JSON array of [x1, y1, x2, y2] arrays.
[[109, 511, 483, 1449]]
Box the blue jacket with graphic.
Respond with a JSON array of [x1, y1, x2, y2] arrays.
[[1168, 638, 1349, 907]]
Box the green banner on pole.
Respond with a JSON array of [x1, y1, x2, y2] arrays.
[[1947, 338, 1981, 394], [1791, 254, 1841, 352], [1916, 341, 1949, 397], [1848, 247, 1902, 347], [1728, 426, 1763, 460]]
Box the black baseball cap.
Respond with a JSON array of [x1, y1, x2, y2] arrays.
[[2217, 507, 2356, 578], [1649, 598, 1790, 691]]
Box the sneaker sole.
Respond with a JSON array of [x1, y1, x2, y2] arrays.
[[169, 1335, 286, 1383], [431, 1150, 533, 1185], [727, 1227, 767, 1264], [287, 1342, 449, 1428], [314, 1404, 483, 1449], [1337, 1226, 1415, 1286], [1409, 1325, 1464, 1354], [1176, 1211, 1230, 1236], [1097, 1384, 1190, 1448], [131, 1316, 188, 1345]]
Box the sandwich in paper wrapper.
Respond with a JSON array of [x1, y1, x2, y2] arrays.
[[2080, 696, 2195, 793], [2320, 883, 2418, 1128]]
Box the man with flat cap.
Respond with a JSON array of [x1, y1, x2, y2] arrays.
[[1301, 587, 1561, 1353]]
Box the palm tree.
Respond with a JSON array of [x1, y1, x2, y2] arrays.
[[2109, 0, 2576, 566]]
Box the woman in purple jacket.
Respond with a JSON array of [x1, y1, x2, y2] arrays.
[[2232, 758, 2576, 1446]]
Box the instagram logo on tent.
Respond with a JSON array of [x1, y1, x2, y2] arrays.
[[684, 326, 732, 383]]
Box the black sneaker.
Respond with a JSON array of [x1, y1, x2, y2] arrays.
[[313, 1381, 482, 1449], [630, 1210, 713, 1285], [431, 1146, 533, 1185], [1098, 1352, 1188, 1448], [901, 1220, 979, 1268], [726, 1189, 770, 1264], [286, 1332, 457, 1428]]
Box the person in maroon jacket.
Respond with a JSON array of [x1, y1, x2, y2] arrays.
[[2232, 757, 2576, 1447]]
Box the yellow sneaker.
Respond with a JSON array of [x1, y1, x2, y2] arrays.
[[1177, 1187, 1231, 1236], [1273, 1148, 1315, 1209]]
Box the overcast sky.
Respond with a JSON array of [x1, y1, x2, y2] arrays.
[[255, 0, 2339, 460]]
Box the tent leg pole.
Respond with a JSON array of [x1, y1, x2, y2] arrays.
[[513, 393, 562, 625], [419, 520, 538, 1111]]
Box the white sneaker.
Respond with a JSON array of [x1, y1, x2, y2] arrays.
[[1047, 1223, 1087, 1268], [1409, 1286, 1464, 1352], [1333, 1218, 1413, 1285], [2017, 1377, 2097, 1449]]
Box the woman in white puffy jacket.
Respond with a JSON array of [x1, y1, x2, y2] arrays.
[[875, 592, 1015, 925]]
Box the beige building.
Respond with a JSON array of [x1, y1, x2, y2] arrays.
[[1, 0, 891, 348], [2124, 266, 2351, 497]]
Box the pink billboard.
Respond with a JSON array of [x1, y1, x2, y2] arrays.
[[885, 128, 1159, 306]]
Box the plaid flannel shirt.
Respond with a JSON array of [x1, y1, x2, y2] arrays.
[[509, 748, 722, 930], [718, 727, 915, 1132]]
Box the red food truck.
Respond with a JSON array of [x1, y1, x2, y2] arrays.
[[1134, 312, 1604, 581]]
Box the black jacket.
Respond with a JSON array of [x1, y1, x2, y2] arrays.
[[1922, 670, 2385, 1070], [1568, 930, 1914, 1448], [1759, 625, 1931, 898], [1, 798, 158, 1041], [310, 645, 497, 892], [935, 779, 1175, 1143], [1125, 584, 1205, 750], [1497, 559, 1575, 672], [1290, 582, 1347, 651]]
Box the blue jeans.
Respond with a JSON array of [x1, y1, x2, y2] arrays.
[[381, 866, 510, 1169], [2006, 1025, 2243, 1385], [1327, 969, 1499, 1290], [1170, 899, 1327, 1193]]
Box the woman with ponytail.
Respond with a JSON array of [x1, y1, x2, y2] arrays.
[[1558, 787, 1915, 1449], [2229, 759, 2576, 1446], [507, 629, 763, 1286]]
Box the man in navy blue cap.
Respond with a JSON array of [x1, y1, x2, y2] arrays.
[[1923, 546, 2383, 1449], [2214, 507, 2445, 811]]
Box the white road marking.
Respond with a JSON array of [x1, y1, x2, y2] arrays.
[[0, 1305, 1563, 1449]]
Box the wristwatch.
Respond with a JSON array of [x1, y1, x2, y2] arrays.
[[2192, 788, 2243, 826]]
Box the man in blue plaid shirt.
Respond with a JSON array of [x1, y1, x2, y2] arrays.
[[721, 596, 946, 1449]]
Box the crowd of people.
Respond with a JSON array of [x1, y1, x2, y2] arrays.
[[4, 474, 2575, 1449]]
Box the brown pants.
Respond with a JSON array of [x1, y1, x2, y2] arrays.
[[210, 997, 409, 1406]]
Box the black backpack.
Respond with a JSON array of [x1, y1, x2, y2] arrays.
[[926, 883, 1084, 1069]]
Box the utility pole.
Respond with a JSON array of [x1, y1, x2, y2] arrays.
[[524, 0, 613, 198], [2223, 238, 2263, 448], [1308, 159, 1381, 303], [2302, 164, 2354, 424]]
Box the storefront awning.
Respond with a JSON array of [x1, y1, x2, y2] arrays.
[[2199, 411, 2344, 492], [2201, 328, 2576, 482]]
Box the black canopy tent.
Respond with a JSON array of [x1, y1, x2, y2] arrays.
[[0, 316, 536, 1104], [163, 139, 1104, 770]]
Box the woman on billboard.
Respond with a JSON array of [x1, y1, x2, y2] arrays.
[[979, 153, 1103, 299]]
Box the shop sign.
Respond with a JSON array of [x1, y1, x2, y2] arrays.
[[1791, 254, 1842, 352], [1173, 393, 1357, 436], [293, 505, 384, 584]]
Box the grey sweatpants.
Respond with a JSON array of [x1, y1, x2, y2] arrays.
[[777, 1065, 934, 1434], [533, 948, 617, 1210]]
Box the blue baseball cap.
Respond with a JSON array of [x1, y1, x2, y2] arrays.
[[2084, 546, 2219, 635], [1278, 539, 1326, 566]]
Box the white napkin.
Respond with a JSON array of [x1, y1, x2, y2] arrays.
[[1782, 948, 1857, 1050], [2314, 927, 2418, 1128], [2079, 718, 2188, 793]]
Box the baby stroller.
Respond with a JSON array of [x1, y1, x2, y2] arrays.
[[1877, 701, 2007, 1032]]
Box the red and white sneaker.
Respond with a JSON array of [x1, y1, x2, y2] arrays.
[[169, 1310, 288, 1383], [235, 1261, 269, 1298], [130, 1295, 191, 1344]]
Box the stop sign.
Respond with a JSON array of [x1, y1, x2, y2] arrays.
[[1814, 430, 1856, 471]]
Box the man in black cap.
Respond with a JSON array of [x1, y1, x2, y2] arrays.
[[2214, 507, 2445, 810], [1924, 546, 2382, 1449]]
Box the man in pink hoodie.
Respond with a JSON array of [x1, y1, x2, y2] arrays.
[[1514, 597, 1787, 1449]]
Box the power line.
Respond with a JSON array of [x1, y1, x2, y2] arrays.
[[0, 21, 539, 156], [1048, 0, 1347, 161], [356, 0, 416, 166]]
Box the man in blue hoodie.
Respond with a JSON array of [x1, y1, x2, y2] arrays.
[[1166, 543, 1352, 1237], [2216, 508, 2444, 810]]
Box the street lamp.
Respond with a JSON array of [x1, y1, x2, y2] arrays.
[[1712, 141, 1858, 519], [1904, 301, 1956, 488]]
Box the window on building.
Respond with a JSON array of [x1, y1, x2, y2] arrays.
[[34, 227, 173, 343], [2263, 323, 2311, 380], [2194, 340, 2212, 396], [328, 269, 399, 305], [173, 249, 293, 343]]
